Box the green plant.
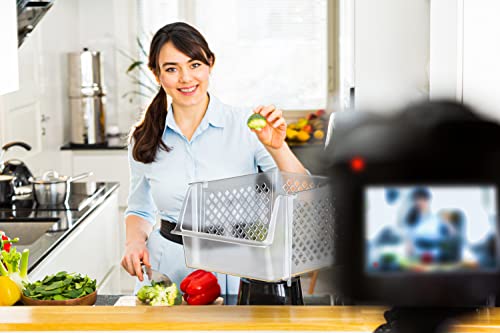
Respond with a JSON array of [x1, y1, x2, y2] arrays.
[[119, 37, 159, 104]]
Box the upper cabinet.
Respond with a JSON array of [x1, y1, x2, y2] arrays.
[[0, 0, 19, 95]]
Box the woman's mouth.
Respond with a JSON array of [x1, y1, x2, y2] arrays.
[[178, 85, 198, 96]]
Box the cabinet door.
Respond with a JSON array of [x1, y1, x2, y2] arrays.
[[0, 25, 43, 157], [29, 193, 121, 292], [0, 0, 19, 95], [462, 0, 500, 122]]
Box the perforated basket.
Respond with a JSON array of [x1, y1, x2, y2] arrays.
[[173, 170, 335, 282]]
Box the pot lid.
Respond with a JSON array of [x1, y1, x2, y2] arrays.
[[30, 170, 69, 184]]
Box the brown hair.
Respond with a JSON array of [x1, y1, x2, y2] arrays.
[[131, 22, 215, 163]]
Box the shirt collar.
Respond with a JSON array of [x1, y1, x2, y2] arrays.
[[164, 93, 225, 135], [204, 94, 225, 128]]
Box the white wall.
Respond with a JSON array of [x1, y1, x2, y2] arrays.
[[461, 0, 500, 122], [77, 0, 139, 133], [0, 0, 19, 95], [354, 0, 430, 113], [429, 0, 461, 101], [0, 0, 138, 175]]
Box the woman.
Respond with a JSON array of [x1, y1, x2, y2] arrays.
[[121, 22, 307, 293]]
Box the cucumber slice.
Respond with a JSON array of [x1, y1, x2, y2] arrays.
[[247, 114, 267, 130]]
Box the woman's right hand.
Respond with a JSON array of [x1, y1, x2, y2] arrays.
[[121, 240, 151, 282]]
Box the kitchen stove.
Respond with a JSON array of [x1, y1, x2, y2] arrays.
[[0, 182, 106, 221]]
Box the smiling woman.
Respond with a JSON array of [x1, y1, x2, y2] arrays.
[[122, 22, 307, 296]]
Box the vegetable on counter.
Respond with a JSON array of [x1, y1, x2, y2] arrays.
[[180, 270, 220, 305], [0, 231, 19, 252], [136, 281, 182, 306], [0, 246, 29, 292], [23, 271, 96, 301], [0, 276, 21, 306], [247, 113, 267, 131]]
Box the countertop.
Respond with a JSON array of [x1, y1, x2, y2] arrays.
[[60, 135, 128, 150], [0, 182, 119, 272], [3, 306, 500, 332]]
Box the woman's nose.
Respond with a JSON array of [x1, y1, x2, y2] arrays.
[[179, 69, 192, 83]]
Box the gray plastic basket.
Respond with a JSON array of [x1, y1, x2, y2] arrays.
[[173, 170, 335, 282]]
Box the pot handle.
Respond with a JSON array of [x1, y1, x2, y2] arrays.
[[68, 172, 93, 183], [2, 141, 32, 152]]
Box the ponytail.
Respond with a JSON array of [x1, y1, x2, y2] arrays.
[[130, 88, 171, 163]]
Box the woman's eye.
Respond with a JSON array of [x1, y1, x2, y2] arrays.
[[165, 67, 176, 73], [191, 63, 202, 69]]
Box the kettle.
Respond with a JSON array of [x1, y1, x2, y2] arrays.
[[0, 141, 34, 188]]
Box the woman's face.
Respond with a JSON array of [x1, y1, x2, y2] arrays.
[[156, 41, 212, 109]]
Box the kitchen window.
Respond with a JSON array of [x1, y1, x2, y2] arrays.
[[136, 0, 331, 111]]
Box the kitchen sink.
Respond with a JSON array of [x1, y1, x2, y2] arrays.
[[0, 221, 58, 245]]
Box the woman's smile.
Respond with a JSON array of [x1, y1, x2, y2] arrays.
[[178, 84, 198, 96]]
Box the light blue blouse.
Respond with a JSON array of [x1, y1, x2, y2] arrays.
[[125, 94, 277, 225]]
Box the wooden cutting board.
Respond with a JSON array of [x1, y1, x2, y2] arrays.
[[114, 296, 224, 306]]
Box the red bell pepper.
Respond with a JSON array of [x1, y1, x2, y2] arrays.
[[180, 270, 221, 305], [0, 232, 18, 253]]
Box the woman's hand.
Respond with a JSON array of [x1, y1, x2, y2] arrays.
[[121, 240, 151, 282], [251, 105, 286, 149]]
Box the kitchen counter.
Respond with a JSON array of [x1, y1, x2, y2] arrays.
[[60, 134, 128, 150], [0, 182, 119, 272], [3, 306, 500, 332]]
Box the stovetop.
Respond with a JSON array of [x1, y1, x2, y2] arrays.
[[0, 182, 107, 221]]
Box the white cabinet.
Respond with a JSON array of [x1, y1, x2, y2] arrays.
[[0, 0, 19, 95], [29, 192, 121, 294]]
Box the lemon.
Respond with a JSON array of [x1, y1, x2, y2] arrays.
[[296, 130, 311, 142], [313, 129, 325, 140], [286, 128, 299, 140], [0, 276, 21, 306]]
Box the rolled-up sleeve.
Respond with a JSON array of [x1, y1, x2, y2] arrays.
[[124, 145, 157, 225]]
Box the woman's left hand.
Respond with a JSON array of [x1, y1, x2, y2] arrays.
[[251, 105, 286, 149]]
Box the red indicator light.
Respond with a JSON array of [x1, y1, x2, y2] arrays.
[[350, 157, 365, 172]]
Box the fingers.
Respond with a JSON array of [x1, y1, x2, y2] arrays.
[[142, 250, 151, 268], [270, 117, 286, 129], [253, 104, 285, 128], [121, 250, 147, 281], [122, 255, 136, 277], [133, 254, 144, 281]]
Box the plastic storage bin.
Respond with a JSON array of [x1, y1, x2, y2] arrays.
[[173, 170, 335, 282]]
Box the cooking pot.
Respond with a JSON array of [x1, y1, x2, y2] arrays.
[[29, 171, 93, 206], [0, 175, 15, 206], [0, 141, 33, 187]]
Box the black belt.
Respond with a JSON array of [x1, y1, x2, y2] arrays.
[[160, 220, 183, 245]]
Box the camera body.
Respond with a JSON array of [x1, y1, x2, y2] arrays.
[[327, 101, 500, 307]]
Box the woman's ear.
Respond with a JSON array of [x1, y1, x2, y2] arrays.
[[209, 57, 215, 73], [152, 68, 161, 85]]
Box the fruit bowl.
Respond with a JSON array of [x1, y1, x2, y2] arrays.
[[21, 290, 97, 306]]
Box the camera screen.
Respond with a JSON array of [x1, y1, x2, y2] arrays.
[[365, 186, 498, 274]]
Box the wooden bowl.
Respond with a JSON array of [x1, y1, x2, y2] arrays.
[[21, 291, 97, 306]]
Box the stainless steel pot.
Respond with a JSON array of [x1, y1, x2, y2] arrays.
[[29, 171, 93, 206], [69, 49, 107, 145]]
